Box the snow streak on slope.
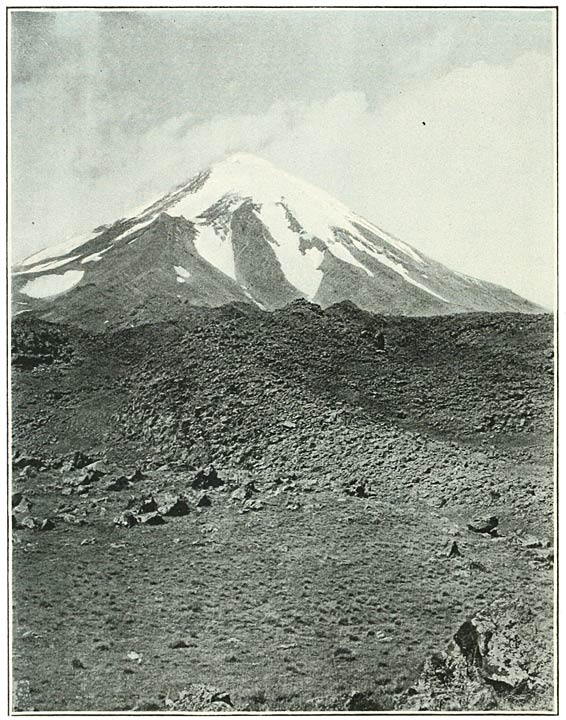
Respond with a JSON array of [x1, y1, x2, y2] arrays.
[[112, 215, 160, 244], [174, 266, 192, 283], [351, 238, 446, 302], [353, 216, 425, 266], [164, 154, 434, 292], [21, 233, 97, 268], [328, 239, 373, 277], [81, 246, 113, 264], [20, 270, 85, 298], [14, 255, 82, 275], [193, 224, 236, 281], [19, 213, 160, 273], [258, 203, 324, 298]]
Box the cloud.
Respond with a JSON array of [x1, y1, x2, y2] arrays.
[[263, 53, 555, 306]]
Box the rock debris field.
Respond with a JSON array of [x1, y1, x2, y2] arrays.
[[11, 301, 554, 711]]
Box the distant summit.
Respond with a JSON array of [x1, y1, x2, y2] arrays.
[[12, 153, 542, 330]]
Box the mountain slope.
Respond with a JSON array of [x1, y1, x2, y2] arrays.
[[12, 153, 541, 329]]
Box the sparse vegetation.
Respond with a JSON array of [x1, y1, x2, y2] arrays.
[[10, 306, 554, 711]]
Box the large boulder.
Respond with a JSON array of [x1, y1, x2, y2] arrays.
[[467, 516, 499, 536], [137, 496, 158, 514], [138, 512, 166, 526], [62, 451, 94, 471], [12, 494, 31, 514], [398, 600, 554, 711], [157, 494, 191, 517], [78, 469, 103, 486], [84, 460, 112, 475], [197, 493, 212, 508], [192, 466, 223, 490]]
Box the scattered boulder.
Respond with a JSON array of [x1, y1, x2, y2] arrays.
[[113, 511, 138, 528], [286, 500, 302, 511], [231, 480, 258, 502], [39, 518, 55, 531], [137, 496, 158, 514], [106, 476, 132, 492], [333, 646, 355, 661], [157, 494, 190, 517], [467, 516, 499, 536], [192, 466, 223, 490], [84, 460, 111, 475], [533, 548, 554, 564], [13, 512, 42, 530], [168, 638, 194, 649], [346, 481, 370, 498], [12, 494, 31, 514], [57, 511, 86, 526], [197, 493, 212, 508], [520, 535, 542, 549], [63, 451, 94, 472], [78, 469, 103, 486], [19, 465, 39, 480], [138, 512, 166, 526], [18, 516, 37, 530], [241, 498, 264, 513], [126, 650, 143, 663], [93, 640, 111, 651], [344, 691, 382, 711], [127, 468, 145, 483], [448, 541, 462, 558]]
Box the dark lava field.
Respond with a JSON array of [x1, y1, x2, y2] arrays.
[[10, 302, 555, 712]]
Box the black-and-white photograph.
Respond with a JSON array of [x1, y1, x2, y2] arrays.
[[8, 6, 556, 714]]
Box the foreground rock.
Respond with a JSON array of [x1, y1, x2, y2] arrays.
[[398, 599, 554, 711], [467, 515, 499, 536], [113, 493, 192, 528], [163, 685, 234, 712], [192, 466, 223, 490], [62, 451, 94, 472], [157, 494, 191, 517]]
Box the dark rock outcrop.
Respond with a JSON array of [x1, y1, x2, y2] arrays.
[[398, 600, 554, 711]]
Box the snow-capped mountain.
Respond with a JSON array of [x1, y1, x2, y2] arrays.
[[12, 153, 541, 329]]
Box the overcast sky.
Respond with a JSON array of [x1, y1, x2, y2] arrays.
[[10, 8, 555, 307]]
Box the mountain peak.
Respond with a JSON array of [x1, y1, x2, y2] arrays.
[[221, 152, 275, 168], [207, 152, 316, 205], [12, 154, 542, 329]]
